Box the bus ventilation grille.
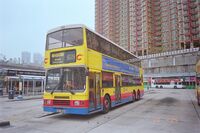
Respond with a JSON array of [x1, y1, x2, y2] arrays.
[[53, 100, 70, 106], [54, 96, 69, 99]]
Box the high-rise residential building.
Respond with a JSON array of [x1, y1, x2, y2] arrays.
[[95, 0, 122, 49], [21, 51, 31, 64], [95, 0, 200, 56], [33, 53, 43, 65]]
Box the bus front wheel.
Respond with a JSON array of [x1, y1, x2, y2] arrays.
[[103, 95, 111, 113]]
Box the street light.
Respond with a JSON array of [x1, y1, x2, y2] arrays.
[[17, 75, 23, 100]]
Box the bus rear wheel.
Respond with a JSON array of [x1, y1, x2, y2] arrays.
[[198, 94, 200, 106], [132, 91, 136, 102], [102, 95, 111, 113], [136, 91, 140, 101]]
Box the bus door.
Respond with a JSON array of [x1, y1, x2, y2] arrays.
[[89, 72, 101, 112], [115, 75, 121, 103]]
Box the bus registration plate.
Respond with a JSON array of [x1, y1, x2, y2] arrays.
[[57, 109, 64, 113]]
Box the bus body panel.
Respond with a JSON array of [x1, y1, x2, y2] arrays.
[[87, 49, 102, 70]]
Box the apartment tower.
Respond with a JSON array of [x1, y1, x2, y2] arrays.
[[95, 0, 200, 56]]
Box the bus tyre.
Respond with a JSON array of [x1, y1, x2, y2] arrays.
[[103, 95, 111, 114], [136, 91, 140, 101], [198, 94, 200, 106], [132, 91, 136, 102]]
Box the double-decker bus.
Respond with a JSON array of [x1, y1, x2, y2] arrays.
[[43, 25, 144, 115], [196, 55, 200, 105]]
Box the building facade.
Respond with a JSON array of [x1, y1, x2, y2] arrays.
[[21, 51, 31, 64], [139, 48, 199, 89], [33, 53, 43, 66], [0, 63, 45, 96], [95, 0, 200, 56]]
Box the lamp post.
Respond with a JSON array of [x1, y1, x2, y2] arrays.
[[17, 76, 23, 100]]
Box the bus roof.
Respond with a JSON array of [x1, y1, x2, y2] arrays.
[[47, 24, 139, 61]]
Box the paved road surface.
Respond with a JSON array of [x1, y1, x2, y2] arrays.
[[0, 89, 199, 133]]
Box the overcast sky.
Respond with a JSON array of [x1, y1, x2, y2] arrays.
[[0, 0, 95, 59]]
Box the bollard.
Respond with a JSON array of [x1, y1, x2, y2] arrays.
[[0, 121, 10, 127]]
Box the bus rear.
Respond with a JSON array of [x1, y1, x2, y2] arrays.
[[43, 25, 90, 115]]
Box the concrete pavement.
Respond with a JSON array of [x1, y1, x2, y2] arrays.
[[0, 89, 199, 133]]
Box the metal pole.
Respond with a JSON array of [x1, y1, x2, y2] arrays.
[[10, 79, 12, 92], [23, 78, 24, 96], [32, 79, 34, 96], [27, 80, 29, 96], [41, 78, 44, 94]]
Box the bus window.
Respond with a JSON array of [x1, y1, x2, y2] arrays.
[[47, 28, 83, 50], [100, 39, 111, 54], [86, 29, 133, 61], [191, 82, 195, 86], [86, 29, 100, 51], [45, 67, 86, 92], [102, 72, 113, 88], [122, 75, 129, 86], [89, 79, 94, 88], [47, 30, 63, 50]]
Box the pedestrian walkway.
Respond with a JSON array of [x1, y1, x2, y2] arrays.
[[0, 95, 42, 102]]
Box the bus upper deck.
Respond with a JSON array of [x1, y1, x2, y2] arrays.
[[45, 25, 138, 66]]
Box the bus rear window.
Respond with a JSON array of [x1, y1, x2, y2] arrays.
[[46, 28, 83, 50]]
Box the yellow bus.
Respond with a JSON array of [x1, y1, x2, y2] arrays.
[[43, 25, 144, 114], [196, 55, 200, 105]]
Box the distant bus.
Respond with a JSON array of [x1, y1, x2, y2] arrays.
[[196, 55, 200, 105], [151, 79, 185, 89], [43, 24, 144, 115]]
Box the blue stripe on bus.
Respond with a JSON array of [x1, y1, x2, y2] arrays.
[[43, 106, 89, 115], [111, 96, 133, 107]]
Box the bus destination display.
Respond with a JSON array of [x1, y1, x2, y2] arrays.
[[50, 50, 76, 64]]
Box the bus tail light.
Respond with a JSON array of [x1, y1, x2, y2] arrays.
[[73, 101, 85, 106], [74, 101, 80, 106], [44, 99, 52, 105]]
